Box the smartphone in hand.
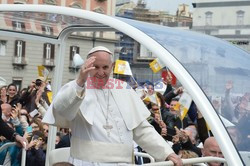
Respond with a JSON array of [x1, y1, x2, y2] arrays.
[[26, 126, 33, 133]]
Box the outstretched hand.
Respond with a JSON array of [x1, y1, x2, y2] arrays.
[[166, 153, 183, 166], [76, 56, 96, 87], [15, 135, 28, 150]]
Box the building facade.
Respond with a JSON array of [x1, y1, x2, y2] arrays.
[[0, 0, 117, 90], [192, 0, 250, 52], [115, 1, 192, 84]]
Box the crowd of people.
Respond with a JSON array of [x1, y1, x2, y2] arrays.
[[137, 75, 226, 166], [0, 46, 249, 166], [0, 78, 71, 166]]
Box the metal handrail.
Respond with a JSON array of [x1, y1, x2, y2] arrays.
[[143, 157, 227, 166], [0, 142, 26, 166], [134, 152, 155, 163]]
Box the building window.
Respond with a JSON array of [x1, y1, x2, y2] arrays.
[[44, 0, 56, 5], [14, 40, 25, 63], [12, 21, 25, 31], [236, 10, 244, 25], [43, 43, 55, 66], [42, 25, 53, 35], [70, 46, 80, 61], [235, 30, 241, 35], [205, 11, 213, 25], [12, 78, 22, 92], [0, 40, 6, 56], [93, 7, 105, 14], [70, 2, 82, 9]]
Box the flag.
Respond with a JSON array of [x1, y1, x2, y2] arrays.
[[149, 58, 165, 73], [47, 91, 53, 104], [37, 66, 49, 80], [114, 60, 132, 75], [174, 92, 192, 120], [143, 93, 158, 105]]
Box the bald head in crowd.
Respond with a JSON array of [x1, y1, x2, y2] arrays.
[[202, 137, 224, 166], [1, 103, 12, 121]]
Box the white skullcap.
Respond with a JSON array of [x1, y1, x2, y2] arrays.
[[88, 46, 112, 55]]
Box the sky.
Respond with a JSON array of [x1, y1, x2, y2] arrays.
[[132, 0, 194, 14]]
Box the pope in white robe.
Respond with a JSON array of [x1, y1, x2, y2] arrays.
[[43, 46, 182, 166]]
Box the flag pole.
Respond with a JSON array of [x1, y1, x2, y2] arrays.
[[130, 75, 138, 87], [156, 95, 163, 121]]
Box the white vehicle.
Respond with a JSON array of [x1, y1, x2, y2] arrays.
[[0, 4, 249, 166]]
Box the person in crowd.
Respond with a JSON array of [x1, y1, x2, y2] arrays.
[[148, 101, 175, 141], [6, 83, 20, 107], [0, 121, 22, 166], [0, 85, 7, 103], [226, 126, 250, 151], [1, 103, 12, 122], [164, 86, 183, 105], [172, 126, 201, 157], [0, 101, 27, 150], [43, 46, 182, 166], [178, 150, 198, 166], [19, 107, 30, 130], [202, 137, 224, 166], [168, 98, 193, 130], [56, 129, 71, 149], [30, 118, 44, 132], [19, 78, 50, 113], [55, 132, 62, 146], [25, 131, 46, 166], [35, 81, 49, 117], [140, 82, 157, 107]]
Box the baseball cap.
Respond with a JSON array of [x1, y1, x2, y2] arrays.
[[88, 46, 112, 55]]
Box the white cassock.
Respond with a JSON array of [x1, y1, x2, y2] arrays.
[[43, 79, 174, 166]]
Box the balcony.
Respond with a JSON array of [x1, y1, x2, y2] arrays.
[[68, 60, 80, 72], [43, 58, 55, 70], [12, 56, 27, 69]]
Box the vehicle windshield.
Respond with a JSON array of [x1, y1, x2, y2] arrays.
[[0, 7, 249, 165], [119, 18, 250, 154]]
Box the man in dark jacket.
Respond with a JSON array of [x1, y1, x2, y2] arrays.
[[0, 101, 27, 148]]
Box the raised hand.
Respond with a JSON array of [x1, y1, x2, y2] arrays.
[[76, 56, 96, 87], [11, 105, 19, 120], [225, 80, 233, 90], [172, 135, 180, 144], [174, 87, 184, 95], [166, 153, 183, 166], [15, 135, 28, 150]]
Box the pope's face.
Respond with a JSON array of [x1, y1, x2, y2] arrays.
[[88, 51, 113, 88]]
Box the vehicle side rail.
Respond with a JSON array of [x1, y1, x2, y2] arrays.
[[143, 157, 227, 166], [134, 152, 155, 163], [0, 142, 26, 166]]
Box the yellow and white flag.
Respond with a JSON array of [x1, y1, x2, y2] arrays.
[[37, 65, 49, 80], [143, 93, 158, 105], [174, 92, 192, 120], [47, 91, 53, 104], [114, 60, 132, 75], [149, 58, 165, 73]]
